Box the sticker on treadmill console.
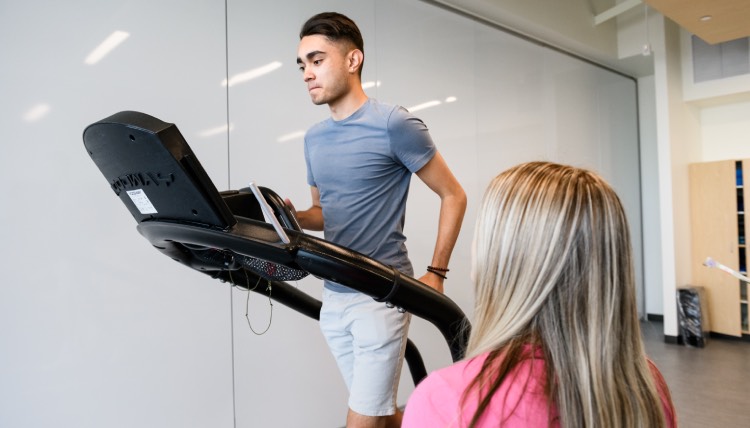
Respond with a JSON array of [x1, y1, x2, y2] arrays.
[[126, 189, 158, 214]]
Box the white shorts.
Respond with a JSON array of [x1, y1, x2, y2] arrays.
[[320, 288, 411, 416]]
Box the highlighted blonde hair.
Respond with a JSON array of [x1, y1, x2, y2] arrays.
[[464, 162, 666, 427]]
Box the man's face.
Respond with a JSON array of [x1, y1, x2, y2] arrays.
[[297, 35, 352, 106]]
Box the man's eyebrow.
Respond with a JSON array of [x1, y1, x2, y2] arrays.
[[297, 50, 325, 64]]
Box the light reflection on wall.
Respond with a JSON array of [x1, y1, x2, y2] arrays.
[[222, 61, 282, 87], [84, 31, 130, 65], [198, 123, 233, 138], [23, 103, 51, 123], [407, 96, 457, 112]]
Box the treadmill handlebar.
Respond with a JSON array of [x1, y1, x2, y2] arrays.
[[137, 218, 469, 361]]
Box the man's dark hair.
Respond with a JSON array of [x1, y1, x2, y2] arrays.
[[300, 12, 364, 76]]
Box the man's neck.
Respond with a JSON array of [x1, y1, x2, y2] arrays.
[[329, 87, 368, 121]]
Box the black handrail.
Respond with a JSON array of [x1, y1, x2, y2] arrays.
[[138, 218, 469, 362]]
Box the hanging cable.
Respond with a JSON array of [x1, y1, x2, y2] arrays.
[[244, 277, 273, 335]]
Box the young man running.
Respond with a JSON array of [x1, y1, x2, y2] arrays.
[[289, 12, 466, 428]]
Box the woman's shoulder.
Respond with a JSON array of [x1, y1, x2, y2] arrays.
[[413, 354, 487, 404], [404, 351, 554, 427], [402, 354, 489, 427]]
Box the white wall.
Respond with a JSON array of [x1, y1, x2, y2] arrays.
[[639, 75, 665, 316], [700, 101, 750, 161], [0, 0, 642, 426], [651, 17, 705, 336], [0, 1, 235, 426]]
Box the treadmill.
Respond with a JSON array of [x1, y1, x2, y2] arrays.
[[82, 111, 469, 386]]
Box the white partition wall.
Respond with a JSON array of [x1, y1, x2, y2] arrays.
[[0, 1, 234, 427], [0, 0, 641, 426]]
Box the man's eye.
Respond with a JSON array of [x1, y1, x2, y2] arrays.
[[313, 60, 322, 65]]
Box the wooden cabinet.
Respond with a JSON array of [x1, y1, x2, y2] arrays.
[[689, 159, 750, 337]]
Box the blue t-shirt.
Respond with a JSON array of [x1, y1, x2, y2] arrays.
[[304, 98, 436, 292]]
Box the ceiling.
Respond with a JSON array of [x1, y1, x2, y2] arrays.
[[644, 0, 750, 44]]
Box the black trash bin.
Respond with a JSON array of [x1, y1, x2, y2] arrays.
[[676, 287, 710, 347]]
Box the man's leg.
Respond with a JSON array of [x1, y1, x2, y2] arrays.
[[347, 296, 411, 428], [320, 289, 356, 389], [346, 408, 402, 428]]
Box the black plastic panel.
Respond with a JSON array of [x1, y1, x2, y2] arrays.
[[83, 111, 235, 229]]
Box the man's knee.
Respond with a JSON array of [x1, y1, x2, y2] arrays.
[[346, 408, 402, 428]]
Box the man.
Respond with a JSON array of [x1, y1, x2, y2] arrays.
[[289, 12, 466, 428]]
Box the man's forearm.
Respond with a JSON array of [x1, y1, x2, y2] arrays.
[[430, 190, 467, 269]]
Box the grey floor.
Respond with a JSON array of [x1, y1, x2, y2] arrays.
[[641, 321, 750, 427]]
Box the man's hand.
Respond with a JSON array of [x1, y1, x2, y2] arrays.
[[419, 272, 444, 294], [284, 198, 298, 217], [286, 187, 324, 231]]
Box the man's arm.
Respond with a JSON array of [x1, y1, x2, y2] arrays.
[[415, 151, 467, 293], [285, 186, 324, 231]]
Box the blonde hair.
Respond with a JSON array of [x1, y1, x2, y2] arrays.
[[464, 162, 665, 427]]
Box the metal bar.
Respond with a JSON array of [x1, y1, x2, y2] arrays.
[[594, 0, 642, 25]]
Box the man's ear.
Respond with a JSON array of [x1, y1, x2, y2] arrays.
[[348, 49, 364, 74]]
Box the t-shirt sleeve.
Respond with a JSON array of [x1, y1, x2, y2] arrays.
[[402, 372, 462, 427], [387, 106, 436, 173]]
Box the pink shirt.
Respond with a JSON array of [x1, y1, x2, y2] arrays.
[[403, 351, 676, 427]]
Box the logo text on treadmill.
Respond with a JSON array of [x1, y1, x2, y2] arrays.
[[110, 172, 175, 195]]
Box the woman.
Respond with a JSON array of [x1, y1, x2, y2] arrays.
[[403, 162, 676, 427]]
